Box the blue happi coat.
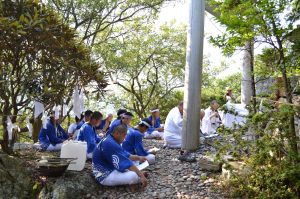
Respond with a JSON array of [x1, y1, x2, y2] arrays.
[[147, 116, 161, 134], [122, 128, 149, 156], [38, 119, 68, 150], [77, 123, 101, 154], [92, 134, 133, 183]]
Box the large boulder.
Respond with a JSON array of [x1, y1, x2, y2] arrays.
[[0, 152, 35, 198], [38, 170, 101, 199]]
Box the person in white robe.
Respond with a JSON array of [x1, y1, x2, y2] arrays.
[[164, 102, 184, 148], [201, 100, 222, 135]]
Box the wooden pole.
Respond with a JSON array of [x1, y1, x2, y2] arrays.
[[182, 0, 205, 151]]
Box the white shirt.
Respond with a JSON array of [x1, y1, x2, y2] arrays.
[[201, 107, 222, 134], [68, 123, 77, 134], [164, 107, 183, 136]]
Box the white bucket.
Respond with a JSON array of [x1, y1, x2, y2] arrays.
[[60, 140, 87, 171]]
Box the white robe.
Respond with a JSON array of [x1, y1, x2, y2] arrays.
[[164, 107, 183, 148], [201, 108, 222, 134]]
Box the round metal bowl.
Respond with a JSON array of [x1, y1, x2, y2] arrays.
[[36, 157, 76, 177]]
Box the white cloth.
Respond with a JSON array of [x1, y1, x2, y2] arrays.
[[6, 117, 13, 140], [73, 129, 80, 140], [53, 105, 60, 120], [46, 143, 63, 151], [68, 123, 77, 134], [101, 170, 140, 186], [87, 152, 93, 159], [146, 154, 155, 165], [63, 104, 68, 117], [223, 103, 248, 129], [201, 108, 222, 134], [41, 112, 48, 129], [34, 101, 44, 119], [73, 86, 82, 119], [164, 107, 183, 148], [144, 131, 164, 139]]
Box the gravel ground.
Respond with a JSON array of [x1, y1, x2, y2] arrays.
[[18, 138, 225, 199]]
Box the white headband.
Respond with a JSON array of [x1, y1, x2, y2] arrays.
[[150, 109, 159, 113], [139, 121, 151, 128]]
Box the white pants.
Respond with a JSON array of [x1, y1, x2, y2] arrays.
[[134, 154, 155, 165], [164, 131, 181, 148], [101, 170, 140, 186], [87, 152, 93, 159], [144, 131, 164, 139], [146, 154, 155, 164], [46, 143, 62, 151]]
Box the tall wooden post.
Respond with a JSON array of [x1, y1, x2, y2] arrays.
[[182, 0, 205, 151]]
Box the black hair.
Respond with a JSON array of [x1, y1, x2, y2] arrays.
[[91, 111, 103, 120], [84, 110, 93, 117], [117, 109, 127, 119], [123, 112, 134, 117], [75, 116, 80, 123], [139, 118, 152, 128]]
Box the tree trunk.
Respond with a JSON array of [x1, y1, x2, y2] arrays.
[[181, 0, 204, 151], [241, 40, 256, 111], [1, 104, 11, 153], [32, 116, 42, 143], [279, 56, 298, 157]]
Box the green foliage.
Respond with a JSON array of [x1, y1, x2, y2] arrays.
[[96, 20, 186, 118], [217, 103, 300, 198]]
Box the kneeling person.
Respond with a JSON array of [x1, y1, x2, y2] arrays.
[[77, 111, 103, 159], [92, 125, 148, 187], [122, 118, 156, 164]]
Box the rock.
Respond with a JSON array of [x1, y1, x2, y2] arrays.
[[198, 156, 222, 172], [0, 152, 35, 198], [39, 171, 99, 199]]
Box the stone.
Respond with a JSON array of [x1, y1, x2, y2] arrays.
[[198, 156, 222, 172]]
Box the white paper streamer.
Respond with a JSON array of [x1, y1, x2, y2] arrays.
[[34, 101, 44, 119], [73, 86, 82, 119], [259, 99, 264, 113], [79, 90, 85, 114], [53, 105, 60, 120], [6, 117, 13, 140], [63, 104, 68, 117], [41, 112, 48, 129], [26, 117, 33, 137]]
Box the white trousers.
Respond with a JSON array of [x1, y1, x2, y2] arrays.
[[134, 154, 155, 165], [144, 131, 164, 139], [46, 143, 62, 151], [87, 152, 93, 159], [146, 154, 155, 164], [164, 131, 181, 148], [101, 170, 140, 186]]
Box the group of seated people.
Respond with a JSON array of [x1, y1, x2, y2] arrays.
[[37, 100, 226, 187], [37, 107, 164, 187]]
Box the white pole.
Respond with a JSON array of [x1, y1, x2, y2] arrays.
[[182, 0, 205, 151]]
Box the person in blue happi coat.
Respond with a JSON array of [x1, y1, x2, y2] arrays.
[[76, 110, 93, 131], [92, 124, 148, 187], [144, 108, 164, 139], [38, 111, 68, 151], [122, 118, 156, 164], [106, 111, 133, 136], [96, 113, 113, 135], [77, 111, 103, 159]]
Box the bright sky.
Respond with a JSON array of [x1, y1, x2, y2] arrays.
[[156, 0, 243, 78]]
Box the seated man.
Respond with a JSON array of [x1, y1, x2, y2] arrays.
[[68, 114, 83, 139], [92, 124, 148, 187], [201, 100, 222, 135], [38, 112, 68, 151], [122, 118, 156, 164], [107, 111, 133, 136], [76, 110, 93, 131], [77, 111, 103, 158], [144, 108, 164, 139], [164, 101, 183, 148], [96, 113, 113, 135], [110, 109, 127, 127]]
